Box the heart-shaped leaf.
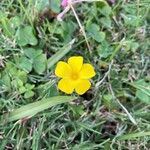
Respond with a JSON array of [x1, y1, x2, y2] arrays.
[[15, 26, 38, 46]]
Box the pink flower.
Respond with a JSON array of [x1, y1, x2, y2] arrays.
[[58, 0, 99, 21], [61, 0, 68, 8]]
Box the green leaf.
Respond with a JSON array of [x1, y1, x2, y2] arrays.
[[47, 39, 75, 69], [130, 42, 139, 52], [130, 79, 150, 104], [33, 54, 47, 74], [0, 12, 14, 37], [25, 83, 35, 90], [24, 90, 34, 99], [1, 96, 76, 123], [97, 32, 106, 42], [97, 40, 112, 58], [17, 79, 23, 87], [100, 4, 112, 16], [50, 0, 61, 13], [0, 11, 7, 21], [136, 90, 149, 104], [33, 0, 49, 11], [17, 71, 27, 83], [24, 48, 42, 59], [103, 94, 114, 109], [133, 80, 150, 96], [61, 21, 77, 43], [1, 74, 11, 90], [9, 16, 22, 29], [122, 40, 139, 52], [70, 105, 85, 117], [19, 86, 27, 94], [19, 56, 32, 73], [122, 15, 140, 27], [86, 23, 105, 42], [15, 26, 38, 46], [100, 17, 112, 28]]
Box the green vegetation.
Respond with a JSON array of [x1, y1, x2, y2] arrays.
[[0, 0, 150, 149]]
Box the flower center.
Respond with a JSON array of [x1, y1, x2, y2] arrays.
[[71, 73, 79, 80]]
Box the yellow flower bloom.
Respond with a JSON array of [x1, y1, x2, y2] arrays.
[[55, 56, 96, 95]]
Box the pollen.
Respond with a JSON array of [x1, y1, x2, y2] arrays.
[[71, 73, 79, 80]]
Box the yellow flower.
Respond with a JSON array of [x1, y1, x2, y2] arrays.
[[55, 56, 96, 95]]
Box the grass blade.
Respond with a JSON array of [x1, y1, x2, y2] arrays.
[[117, 132, 150, 140], [1, 96, 76, 123], [47, 39, 75, 69]]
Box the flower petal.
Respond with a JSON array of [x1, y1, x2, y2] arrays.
[[61, 0, 68, 8], [68, 56, 83, 72], [75, 79, 91, 95], [58, 78, 74, 94], [55, 61, 71, 78], [80, 63, 96, 79]]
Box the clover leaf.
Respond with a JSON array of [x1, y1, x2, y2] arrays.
[[15, 26, 38, 46], [19, 48, 47, 74]]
